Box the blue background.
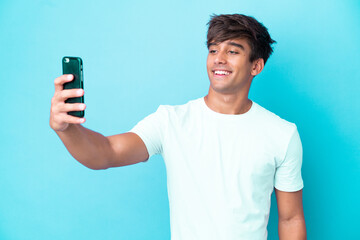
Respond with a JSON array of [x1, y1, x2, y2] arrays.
[[1, 0, 359, 239]]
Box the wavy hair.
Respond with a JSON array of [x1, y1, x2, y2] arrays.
[[207, 14, 276, 64]]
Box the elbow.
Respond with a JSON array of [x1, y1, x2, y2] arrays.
[[278, 216, 307, 240], [87, 165, 109, 170], [80, 157, 111, 170]]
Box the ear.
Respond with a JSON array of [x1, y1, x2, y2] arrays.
[[250, 58, 264, 76]]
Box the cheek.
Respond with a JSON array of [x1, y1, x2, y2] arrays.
[[206, 58, 212, 72], [231, 60, 251, 74]]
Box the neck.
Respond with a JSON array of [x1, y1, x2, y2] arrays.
[[204, 88, 252, 115]]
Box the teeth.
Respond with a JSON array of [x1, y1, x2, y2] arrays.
[[214, 70, 230, 75]]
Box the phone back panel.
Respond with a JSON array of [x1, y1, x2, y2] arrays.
[[62, 56, 84, 118]]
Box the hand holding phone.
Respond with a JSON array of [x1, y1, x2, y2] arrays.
[[49, 57, 86, 132]]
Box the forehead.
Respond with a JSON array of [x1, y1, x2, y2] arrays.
[[208, 38, 251, 50]]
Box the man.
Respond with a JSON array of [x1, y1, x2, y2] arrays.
[[50, 14, 306, 240]]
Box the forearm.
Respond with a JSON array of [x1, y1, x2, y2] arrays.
[[278, 217, 306, 240], [56, 124, 113, 170]]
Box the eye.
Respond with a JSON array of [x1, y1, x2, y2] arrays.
[[229, 50, 239, 54], [209, 49, 217, 54]]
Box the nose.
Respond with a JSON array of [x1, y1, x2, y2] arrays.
[[214, 51, 227, 65]]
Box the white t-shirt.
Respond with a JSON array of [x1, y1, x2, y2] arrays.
[[130, 97, 303, 240]]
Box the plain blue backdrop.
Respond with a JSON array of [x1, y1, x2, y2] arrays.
[[1, 0, 359, 239]]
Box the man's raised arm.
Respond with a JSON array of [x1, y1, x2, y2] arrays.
[[49, 74, 149, 170]]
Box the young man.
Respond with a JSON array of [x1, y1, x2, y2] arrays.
[[50, 14, 306, 240]]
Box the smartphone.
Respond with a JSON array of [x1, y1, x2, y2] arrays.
[[62, 56, 84, 118]]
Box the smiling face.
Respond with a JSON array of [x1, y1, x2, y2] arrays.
[[206, 38, 262, 95]]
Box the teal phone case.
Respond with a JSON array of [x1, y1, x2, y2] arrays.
[[62, 56, 84, 118]]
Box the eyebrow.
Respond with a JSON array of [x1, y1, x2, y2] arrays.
[[228, 42, 245, 50], [207, 42, 245, 51]]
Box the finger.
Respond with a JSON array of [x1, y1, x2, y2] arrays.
[[61, 103, 86, 113], [54, 74, 74, 92], [56, 88, 84, 101], [63, 114, 86, 124]]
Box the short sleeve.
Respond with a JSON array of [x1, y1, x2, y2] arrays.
[[129, 106, 166, 159], [274, 127, 304, 192]]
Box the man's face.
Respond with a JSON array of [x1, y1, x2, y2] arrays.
[[206, 38, 256, 94]]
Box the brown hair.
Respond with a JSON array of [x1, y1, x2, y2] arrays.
[[207, 14, 276, 65]]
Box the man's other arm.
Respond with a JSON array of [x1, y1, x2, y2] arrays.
[[275, 188, 306, 240], [50, 74, 149, 170]]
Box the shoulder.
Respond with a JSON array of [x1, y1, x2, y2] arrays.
[[157, 98, 202, 118], [252, 102, 298, 140], [252, 102, 301, 164]]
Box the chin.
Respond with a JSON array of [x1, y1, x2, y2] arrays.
[[209, 83, 235, 94]]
